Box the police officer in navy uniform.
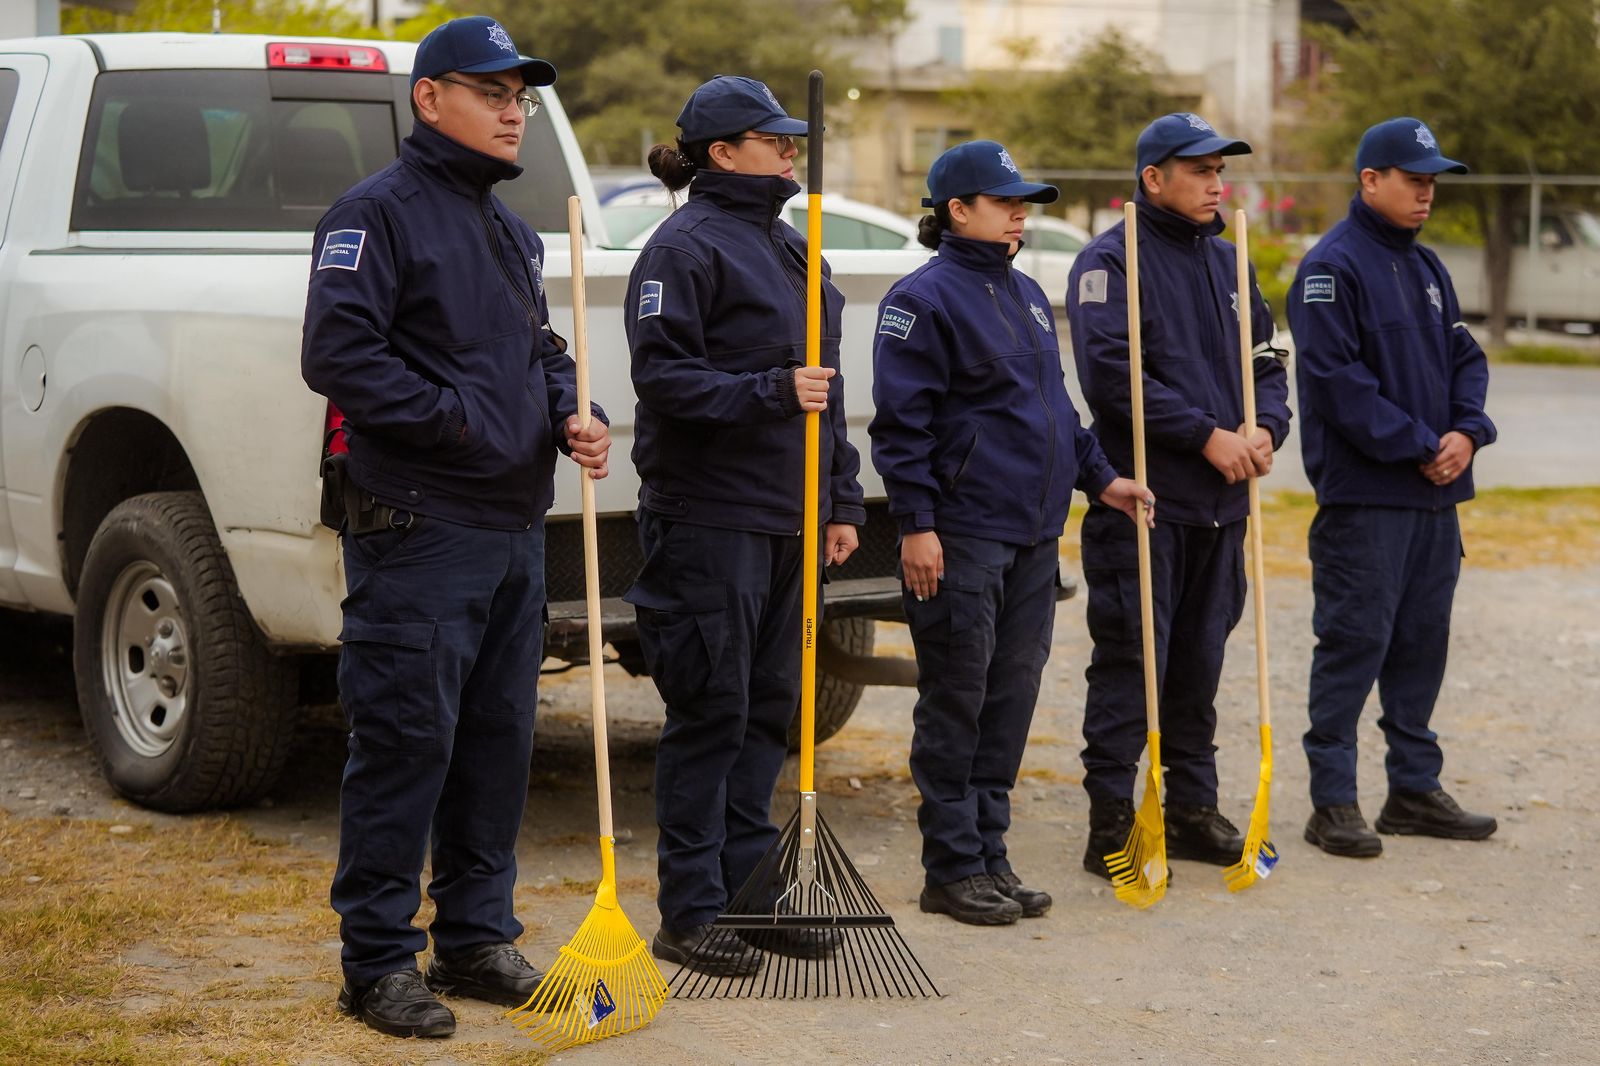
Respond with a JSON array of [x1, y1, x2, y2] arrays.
[[871, 142, 1151, 925], [624, 76, 866, 974], [301, 16, 611, 1039], [1066, 113, 1291, 879], [1290, 118, 1498, 858]]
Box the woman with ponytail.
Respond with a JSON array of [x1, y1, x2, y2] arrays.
[[622, 76, 866, 975]]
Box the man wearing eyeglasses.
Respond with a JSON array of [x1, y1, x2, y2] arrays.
[[301, 15, 610, 1040]]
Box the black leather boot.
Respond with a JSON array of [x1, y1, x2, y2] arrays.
[[1304, 803, 1383, 857], [1375, 789, 1498, 840], [338, 968, 456, 1038], [1082, 798, 1134, 881], [991, 870, 1052, 917], [652, 923, 763, 976], [1165, 803, 1245, 865], [425, 942, 545, 1007], [919, 873, 1023, 925]]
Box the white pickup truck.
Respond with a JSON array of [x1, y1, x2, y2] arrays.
[[0, 32, 934, 812]]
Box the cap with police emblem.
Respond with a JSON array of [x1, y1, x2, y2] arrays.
[[1135, 112, 1251, 180], [676, 75, 808, 142], [1355, 117, 1469, 175], [411, 15, 557, 88], [921, 140, 1058, 208]]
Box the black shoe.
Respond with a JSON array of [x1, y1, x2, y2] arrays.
[[337, 968, 455, 1039], [1375, 789, 1498, 840], [1304, 803, 1383, 857], [919, 873, 1023, 926], [1082, 798, 1135, 881], [1165, 804, 1245, 865], [652, 923, 763, 977], [424, 942, 545, 1008], [734, 923, 841, 959], [991, 870, 1052, 917]]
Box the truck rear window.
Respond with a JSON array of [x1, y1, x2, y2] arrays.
[[72, 69, 578, 234]]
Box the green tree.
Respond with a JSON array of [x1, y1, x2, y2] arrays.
[[475, 0, 898, 165], [959, 30, 1175, 219], [1302, 0, 1600, 343], [63, 0, 452, 39]]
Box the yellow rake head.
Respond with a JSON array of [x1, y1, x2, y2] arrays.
[[1105, 759, 1169, 910], [1224, 724, 1278, 892], [506, 838, 667, 1053]]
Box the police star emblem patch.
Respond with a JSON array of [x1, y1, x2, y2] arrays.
[[487, 22, 516, 54], [1030, 303, 1052, 332], [1186, 113, 1213, 131], [1415, 125, 1437, 150], [998, 148, 1020, 175]]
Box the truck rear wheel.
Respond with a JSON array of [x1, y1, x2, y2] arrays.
[[73, 492, 296, 812], [788, 617, 874, 751]]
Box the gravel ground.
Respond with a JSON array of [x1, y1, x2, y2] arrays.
[[3, 559, 1598, 1065]]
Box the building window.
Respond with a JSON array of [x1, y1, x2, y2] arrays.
[[913, 127, 974, 171], [937, 25, 963, 67]]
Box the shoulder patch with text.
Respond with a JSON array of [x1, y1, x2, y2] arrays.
[[1077, 268, 1109, 305], [878, 305, 916, 340], [638, 280, 663, 319], [1303, 274, 1336, 303], [317, 229, 366, 271]]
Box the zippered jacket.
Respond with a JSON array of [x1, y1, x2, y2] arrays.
[[1066, 192, 1291, 527], [1288, 195, 1495, 508], [302, 122, 591, 529], [869, 234, 1116, 545], [624, 169, 866, 534]]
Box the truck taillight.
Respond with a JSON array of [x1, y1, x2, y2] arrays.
[[268, 43, 388, 72], [324, 403, 349, 457]]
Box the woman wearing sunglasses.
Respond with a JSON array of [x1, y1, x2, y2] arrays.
[[868, 141, 1151, 926], [623, 76, 866, 975]]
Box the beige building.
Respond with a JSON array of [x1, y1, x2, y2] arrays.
[[834, 0, 1301, 210]]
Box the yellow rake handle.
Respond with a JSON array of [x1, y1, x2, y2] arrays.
[[799, 71, 824, 794], [1124, 201, 1159, 736], [568, 195, 618, 868], [1233, 208, 1272, 736]]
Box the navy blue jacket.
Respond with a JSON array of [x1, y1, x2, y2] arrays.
[[624, 169, 866, 534], [1288, 196, 1495, 509], [302, 122, 593, 530], [1066, 193, 1291, 527], [869, 234, 1117, 546]]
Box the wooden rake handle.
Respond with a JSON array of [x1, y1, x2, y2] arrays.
[[567, 195, 615, 841], [1124, 201, 1160, 736], [1233, 208, 1272, 733]]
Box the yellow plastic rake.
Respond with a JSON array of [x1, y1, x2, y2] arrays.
[[505, 196, 667, 1050], [1103, 200, 1169, 909], [1223, 208, 1279, 892]]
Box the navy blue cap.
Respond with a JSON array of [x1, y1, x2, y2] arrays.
[[1355, 117, 1469, 175], [676, 76, 808, 143], [411, 16, 556, 88], [1135, 112, 1251, 177], [920, 140, 1058, 208]]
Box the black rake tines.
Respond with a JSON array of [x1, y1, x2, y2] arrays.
[[669, 807, 939, 999]]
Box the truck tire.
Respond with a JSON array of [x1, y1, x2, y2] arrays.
[[73, 492, 296, 812], [788, 617, 873, 751]]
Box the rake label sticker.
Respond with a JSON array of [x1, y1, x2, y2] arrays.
[[582, 980, 617, 1029], [1253, 842, 1280, 879]]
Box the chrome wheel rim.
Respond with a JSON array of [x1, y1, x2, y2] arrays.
[[100, 561, 191, 757]]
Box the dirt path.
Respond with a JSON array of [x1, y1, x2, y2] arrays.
[[3, 561, 1598, 1065]]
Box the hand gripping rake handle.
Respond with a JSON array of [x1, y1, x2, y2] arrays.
[[795, 70, 825, 893], [1124, 201, 1162, 770], [1234, 209, 1273, 774], [569, 195, 618, 908]]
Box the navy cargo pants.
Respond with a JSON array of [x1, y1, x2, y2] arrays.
[[904, 533, 1058, 885], [331, 516, 545, 984], [1304, 505, 1461, 807], [1079, 505, 1246, 809], [626, 510, 803, 932]]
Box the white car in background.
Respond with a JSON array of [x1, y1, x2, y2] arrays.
[[1015, 213, 1090, 309], [604, 185, 924, 252]]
